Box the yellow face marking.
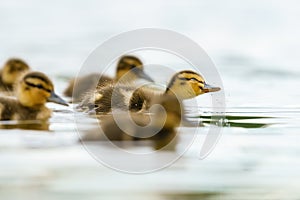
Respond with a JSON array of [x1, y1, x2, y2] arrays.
[[25, 77, 53, 92], [166, 71, 207, 99], [15, 71, 58, 107], [17, 78, 52, 107]]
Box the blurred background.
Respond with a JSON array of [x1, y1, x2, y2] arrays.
[[1, 0, 299, 106], [0, 0, 299, 199]]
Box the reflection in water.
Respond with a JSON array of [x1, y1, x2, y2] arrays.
[[0, 120, 49, 130], [83, 126, 177, 151], [163, 192, 223, 200], [197, 114, 274, 128], [81, 95, 182, 151], [81, 111, 278, 152], [1, 104, 300, 199]]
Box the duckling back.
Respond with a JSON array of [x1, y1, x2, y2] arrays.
[[65, 55, 153, 103], [64, 73, 113, 102], [0, 96, 51, 120], [77, 83, 135, 113]]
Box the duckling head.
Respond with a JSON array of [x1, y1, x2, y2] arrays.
[[165, 70, 221, 99], [16, 71, 68, 107], [1, 58, 30, 85], [115, 55, 153, 82]]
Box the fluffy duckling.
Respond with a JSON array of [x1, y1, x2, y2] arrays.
[[0, 71, 68, 120], [77, 83, 134, 113], [129, 70, 221, 111], [64, 55, 153, 102], [79, 70, 220, 114], [0, 58, 30, 92], [82, 95, 183, 150], [63, 73, 112, 101]]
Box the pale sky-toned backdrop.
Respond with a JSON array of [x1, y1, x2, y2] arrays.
[[0, 0, 299, 106]]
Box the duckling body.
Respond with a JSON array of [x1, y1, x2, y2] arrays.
[[129, 85, 162, 112], [82, 95, 182, 150], [79, 70, 220, 114], [0, 58, 30, 92], [77, 84, 134, 113], [0, 96, 50, 120], [0, 71, 68, 121], [64, 55, 153, 102], [64, 74, 112, 101]]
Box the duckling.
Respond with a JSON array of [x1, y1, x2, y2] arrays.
[[0, 58, 30, 92], [129, 70, 221, 112], [63, 73, 112, 101], [77, 83, 135, 113], [64, 55, 153, 102], [79, 70, 220, 114], [0, 71, 68, 120], [82, 95, 183, 150]]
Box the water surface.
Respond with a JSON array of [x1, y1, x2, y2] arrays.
[[0, 0, 300, 199]]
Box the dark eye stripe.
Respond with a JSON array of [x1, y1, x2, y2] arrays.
[[24, 75, 50, 85], [25, 81, 52, 93], [178, 77, 204, 84]]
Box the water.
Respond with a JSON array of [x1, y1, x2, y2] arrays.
[[0, 0, 300, 199]]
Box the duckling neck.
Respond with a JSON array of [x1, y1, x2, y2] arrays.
[[18, 97, 46, 109], [164, 88, 181, 99], [0, 73, 12, 88], [20, 102, 45, 110], [115, 71, 137, 83], [0, 71, 4, 80], [164, 87, 173, 95]]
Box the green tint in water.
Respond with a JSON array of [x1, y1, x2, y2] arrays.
[[0, 120, 50, 130], [196, 115, 273, 128]]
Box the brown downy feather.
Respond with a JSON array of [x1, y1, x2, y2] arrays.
[[0, 97, 50, 120], [64, 55, 146, 102], [64, 74, 112, 102]]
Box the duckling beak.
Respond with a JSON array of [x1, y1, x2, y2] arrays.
[[134, 68, 154, 82], [203, 83, 221, 93], [48, 91, 69, 106]]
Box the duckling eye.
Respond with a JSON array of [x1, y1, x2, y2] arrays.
[[25, 81, 52, 93], [190, 78, 198, 82], [36, 84, 43, 89]]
